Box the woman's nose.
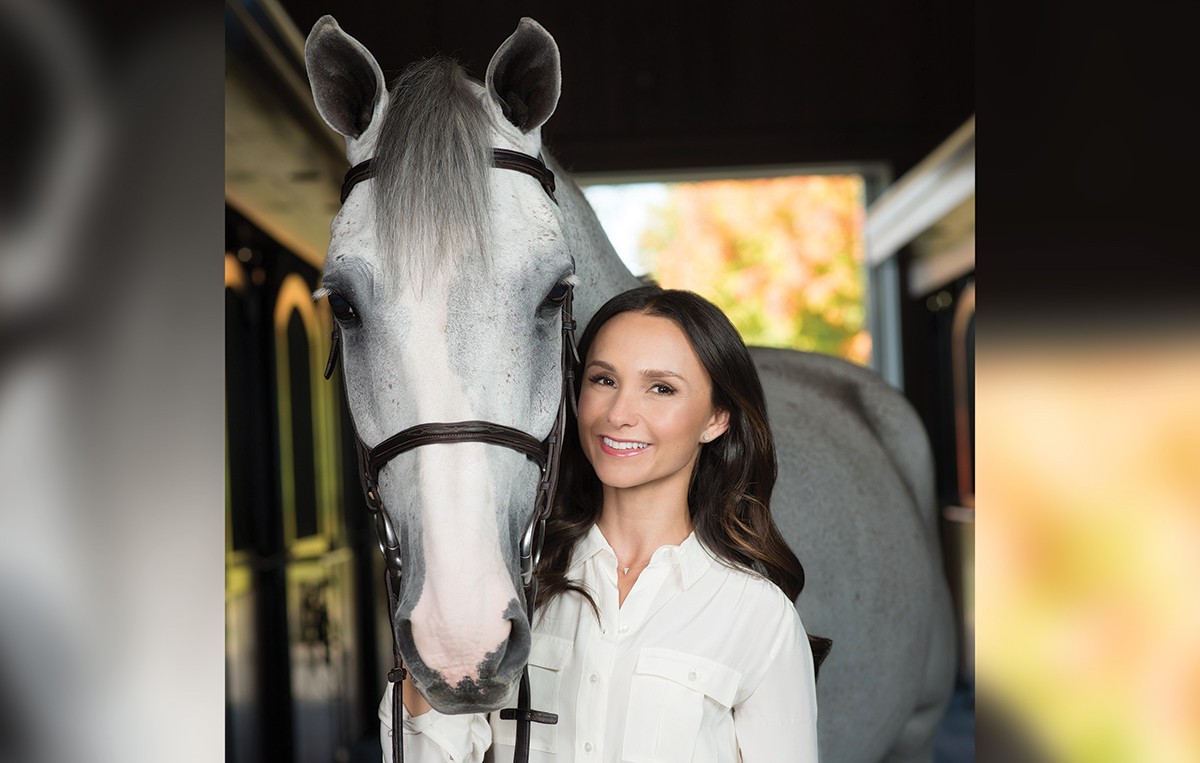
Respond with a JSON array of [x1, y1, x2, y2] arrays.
[[606, 388, 638, 427]]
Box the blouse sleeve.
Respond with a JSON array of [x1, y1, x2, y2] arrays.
[[378, 682, 492, 763], [732, 594, 820, 761]]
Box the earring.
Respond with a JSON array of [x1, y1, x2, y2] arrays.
[[701, 434, 710, 442]]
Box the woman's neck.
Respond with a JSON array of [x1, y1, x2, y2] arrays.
[[596, 483, 693, 563]]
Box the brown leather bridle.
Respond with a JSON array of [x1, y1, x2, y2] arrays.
[[324, 148, 573, 763]]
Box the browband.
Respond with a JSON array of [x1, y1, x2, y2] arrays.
[[340, 149, 557, 204]]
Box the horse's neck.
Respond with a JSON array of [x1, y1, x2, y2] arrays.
[[547, 155, 642, 329]]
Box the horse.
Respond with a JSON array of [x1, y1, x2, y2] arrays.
[[304, 14, 956, 762]]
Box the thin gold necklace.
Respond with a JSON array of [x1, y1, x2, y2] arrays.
[[618, 558, 652, 576]]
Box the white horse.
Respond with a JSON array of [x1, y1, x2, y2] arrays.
[[304, 15, 956, 762]]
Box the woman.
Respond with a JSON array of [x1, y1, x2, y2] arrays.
[[385, 286, 818, 761]]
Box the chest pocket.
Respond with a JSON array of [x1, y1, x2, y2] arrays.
[[621, 648, 742, 763], [491, 634, 571, 754]]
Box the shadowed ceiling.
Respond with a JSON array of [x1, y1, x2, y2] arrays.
[[226, 0, 973, 264], [271, 1, 971, 176]]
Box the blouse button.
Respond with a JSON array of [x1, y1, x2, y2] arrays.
[[618, 624, 629, 633], [584, 741, 594, 752], [589, 673, 600, 684], [688, 670, 699, 682]]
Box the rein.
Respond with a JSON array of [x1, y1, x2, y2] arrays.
[[326, 147, 572, 763]]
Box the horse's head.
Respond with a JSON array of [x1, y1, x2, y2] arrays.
[[305, 15, 572, 713]]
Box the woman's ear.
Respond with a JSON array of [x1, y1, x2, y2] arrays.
[[703, 409, 731, 443]]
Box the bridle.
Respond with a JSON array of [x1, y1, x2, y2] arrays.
[[340, 148, 557, 205], [324, 147, 573, 763]]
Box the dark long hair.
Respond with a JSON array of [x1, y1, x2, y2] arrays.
[[536, 285, 806, 610]]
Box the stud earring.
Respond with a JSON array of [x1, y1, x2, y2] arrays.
[[701, 434, 710, 442]]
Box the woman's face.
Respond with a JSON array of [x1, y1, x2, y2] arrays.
[[577, 311, 729, 496]]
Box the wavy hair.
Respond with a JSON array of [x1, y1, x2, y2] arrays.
[[537, 285, 806, 611]]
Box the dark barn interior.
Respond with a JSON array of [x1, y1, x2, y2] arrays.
[[224, 2, 974, 762]]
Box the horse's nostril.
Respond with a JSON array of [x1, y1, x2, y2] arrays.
[[473, 611, 531, 685], [493, 614, 531, 678]]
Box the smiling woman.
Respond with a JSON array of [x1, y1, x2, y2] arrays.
[[543, 286, 810, 618], [577, 311, 730, 502]]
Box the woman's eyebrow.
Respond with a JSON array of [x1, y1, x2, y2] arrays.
[[641, 369, 685, 381], [583, 359, 681, 379], [586, 359, 686, 382]]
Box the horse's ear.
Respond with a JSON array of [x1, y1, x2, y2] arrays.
[[304, 15, 388, 153], [485, 18, 561, 134]]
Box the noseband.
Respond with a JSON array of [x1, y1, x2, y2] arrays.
[[325, 148, 572, 763]]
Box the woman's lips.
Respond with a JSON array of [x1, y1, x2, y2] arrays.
[[598, 435, 651, 457]]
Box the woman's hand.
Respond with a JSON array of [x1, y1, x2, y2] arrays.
[[402, 670, 434, 717]]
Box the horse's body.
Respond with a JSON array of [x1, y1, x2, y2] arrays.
[[305, 15, 955, 762]]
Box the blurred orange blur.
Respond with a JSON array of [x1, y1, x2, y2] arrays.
[[978, 338, 1200, 762]]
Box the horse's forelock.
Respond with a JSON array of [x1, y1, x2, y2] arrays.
[[373, 57, 492, 286]]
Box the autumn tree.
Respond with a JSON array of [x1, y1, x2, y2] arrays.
[[641, 176, 870, 364]]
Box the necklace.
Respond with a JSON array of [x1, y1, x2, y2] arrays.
[[618, 557, 652, 576]]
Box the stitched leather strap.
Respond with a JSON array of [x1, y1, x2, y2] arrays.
[[385, 571, 407, 763], [340, 159, 375, 203], [491, 149, 557, 202], [339, 149, 557, 205], [367, 421, 546, 480]]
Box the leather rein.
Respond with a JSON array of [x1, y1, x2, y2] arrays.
[[325, 148, 572, 763]]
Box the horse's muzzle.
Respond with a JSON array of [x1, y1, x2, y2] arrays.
[[396, 600, 531, 713]]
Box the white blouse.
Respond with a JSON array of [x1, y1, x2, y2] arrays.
[[380, 524, 818, 762]]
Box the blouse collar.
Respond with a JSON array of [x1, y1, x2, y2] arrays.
[[568, 523, 715, 589]]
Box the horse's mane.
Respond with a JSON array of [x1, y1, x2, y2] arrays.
[[373, 56, 492, 285]]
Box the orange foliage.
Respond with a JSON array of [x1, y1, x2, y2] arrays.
[[642, 175, 869, 364], [978, 343, 1200, 762]]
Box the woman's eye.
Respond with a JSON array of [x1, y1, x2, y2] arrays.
[[587, 374, 614, 387], [327, 292, 360, 326], [651, 383, 676, 395]]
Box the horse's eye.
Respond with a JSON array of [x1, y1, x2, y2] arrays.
[[544, 282, 571, 305], [328, 292, 360, 326]]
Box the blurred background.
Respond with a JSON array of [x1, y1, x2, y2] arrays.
[[2, 0, 1197, 762], [1, 1, 224, 763]]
